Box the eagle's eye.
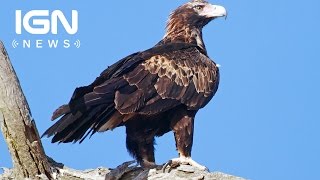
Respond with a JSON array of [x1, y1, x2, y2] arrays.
[[194, 5, 204, 10]]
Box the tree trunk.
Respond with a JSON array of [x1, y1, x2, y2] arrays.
[[0, 41, 51, 179]]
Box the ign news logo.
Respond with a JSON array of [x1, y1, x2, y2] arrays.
[[12, 10, 80, 49]]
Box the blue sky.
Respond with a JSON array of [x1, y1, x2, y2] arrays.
[[1, 0, 320, 179]]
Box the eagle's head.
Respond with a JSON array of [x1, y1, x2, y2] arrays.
[[168, 0, 227, 29], [162, 0, 227, 50]]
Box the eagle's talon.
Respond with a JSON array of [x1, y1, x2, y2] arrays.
[[162, 157, 209, 172], [162, 161, 170, 173], [162, 159, 180, 173]]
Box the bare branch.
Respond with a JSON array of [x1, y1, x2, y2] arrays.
[[0, 41, 51, 179]]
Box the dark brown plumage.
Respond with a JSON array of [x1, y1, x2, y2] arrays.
[[43, 0, 226, 169]]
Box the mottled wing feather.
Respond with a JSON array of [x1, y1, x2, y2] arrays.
[[141, 47, 219, 109], [113, 47, 218, 115]]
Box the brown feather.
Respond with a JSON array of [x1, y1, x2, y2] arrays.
[[51, 104, 70, 120], [97, 111, 123, 132]]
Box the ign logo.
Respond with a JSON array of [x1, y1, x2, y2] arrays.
[[12, 10, 80, 49]]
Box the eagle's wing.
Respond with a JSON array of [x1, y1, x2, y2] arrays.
[[44, 43, 219, 143], [102, 45, 219, 116]]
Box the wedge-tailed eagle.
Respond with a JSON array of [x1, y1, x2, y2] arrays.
[[43, 0, 227, 170]]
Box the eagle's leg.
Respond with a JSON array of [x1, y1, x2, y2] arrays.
[[126, 125, 159, 169], [164, 111, 208, 171]]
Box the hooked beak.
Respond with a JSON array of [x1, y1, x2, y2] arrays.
[[200, 4, 227, 19]]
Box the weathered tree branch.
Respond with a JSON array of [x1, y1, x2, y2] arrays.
[[1, 161, 246, 180], [0, 41, 51, 179]]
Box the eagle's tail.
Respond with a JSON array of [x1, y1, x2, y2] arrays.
[[42, 77, 132, 143], [42, 103, 122, 143]]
